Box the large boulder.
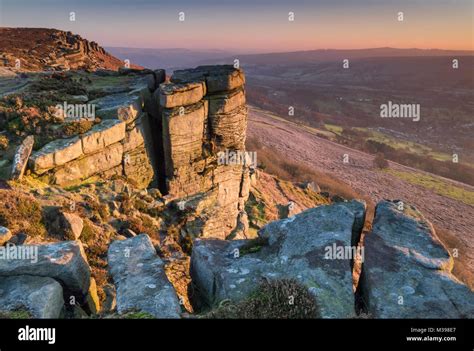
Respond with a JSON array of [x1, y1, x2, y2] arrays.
[[49, 211, 84, 240], [171, 65, 245, 93], [107, 234, 181, 318], [0, 275, 64, 318], [0, 241, 91, 296], [359, 200, 474, 318], [190, 200, 366, 318], [159, 82, 205, 108], [158, 65, 250, 241]]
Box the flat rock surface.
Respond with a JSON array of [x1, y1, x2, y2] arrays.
[[108, 234, 181, 318]]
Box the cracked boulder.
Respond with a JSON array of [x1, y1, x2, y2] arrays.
[[107, 234, 181, 318], [359, 200, 474, 318], [190, 200, 366, 318]]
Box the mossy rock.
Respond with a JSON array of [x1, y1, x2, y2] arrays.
[[0, 309, 32, 319]]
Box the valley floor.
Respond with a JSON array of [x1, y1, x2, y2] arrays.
[[248, 107, 474, 284]]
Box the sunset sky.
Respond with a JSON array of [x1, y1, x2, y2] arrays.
[[0, 0, 472, 52]]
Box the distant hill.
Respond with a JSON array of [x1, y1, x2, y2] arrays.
[[231, 47, 474, 65], [0, 27, 128, 72], [105, 46, 474, 72], [106, 47, 234, 70]]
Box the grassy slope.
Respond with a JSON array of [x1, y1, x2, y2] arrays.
[[385, 169, 474, 206]]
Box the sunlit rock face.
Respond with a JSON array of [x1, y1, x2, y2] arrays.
[[158, 65, 250, 240]]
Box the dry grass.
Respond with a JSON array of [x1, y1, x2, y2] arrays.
[[0, 134, 8, 150], [80, 221, 111, 303], [0, 189, 46, 237], [246, 136, 361, 200], [62, 120, 95, 137], [165, 258, 193, 313], [246, 172, 330, 229], [434, 225, 474, 290]]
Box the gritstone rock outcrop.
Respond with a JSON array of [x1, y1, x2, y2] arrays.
[[16, 65, 249, 242]]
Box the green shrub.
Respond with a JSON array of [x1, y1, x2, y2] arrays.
[[238, 237, 269, 256], [205, 279, 320, 319]]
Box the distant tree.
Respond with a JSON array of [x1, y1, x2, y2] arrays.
[[373, 153, 389, 169]]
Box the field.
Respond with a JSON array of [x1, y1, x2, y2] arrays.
[[385, 169, 474, 206], [247, 106, 474, 288]]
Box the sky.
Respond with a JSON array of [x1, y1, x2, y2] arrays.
[[0, 0, 473, 53]]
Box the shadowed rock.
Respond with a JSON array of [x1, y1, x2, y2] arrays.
[[49, 211, 84, 240], [0, 275, 64, 318]]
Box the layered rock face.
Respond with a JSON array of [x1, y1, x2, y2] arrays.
[[27, 70, 163, 188], [155, 66, 250, 240], [359, 200, 474, 318], [21, 65, 250, 241]]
